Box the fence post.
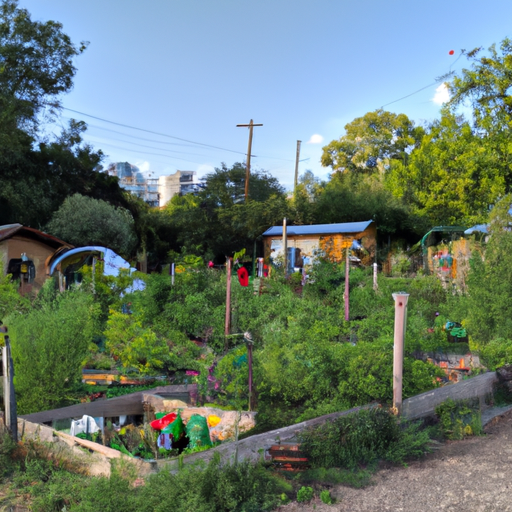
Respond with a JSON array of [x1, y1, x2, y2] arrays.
[[2, 331, 17, 441], [392, 292, 409, 416]]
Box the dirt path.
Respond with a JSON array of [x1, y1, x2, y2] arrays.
[[280, 408, 512, 512]]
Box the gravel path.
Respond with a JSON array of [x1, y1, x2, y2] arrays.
[[280, 408, 512, 512]]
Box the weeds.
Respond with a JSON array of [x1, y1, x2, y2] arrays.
[[299, 408, 432, 471]]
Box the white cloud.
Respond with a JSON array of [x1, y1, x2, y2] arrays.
[[196, 163, 215, 178], [433, 83, 450, 105], [135, 160, 150, 173], [307, 134, 324, 144]]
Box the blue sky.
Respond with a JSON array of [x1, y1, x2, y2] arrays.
[[20, 0, 512, 190]]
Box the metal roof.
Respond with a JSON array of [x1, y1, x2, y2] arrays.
[[262, 220, 374, 237], [0, 224, 71, 249]]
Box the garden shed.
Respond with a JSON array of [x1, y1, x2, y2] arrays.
[[262, 220, 376, 270], [0, 224, 72, 294]]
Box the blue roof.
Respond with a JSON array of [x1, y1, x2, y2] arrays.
[[262, 220, 374, 237], [464, 224, 488, 235]]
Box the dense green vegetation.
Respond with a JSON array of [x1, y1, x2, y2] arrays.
[[0, 433, 292, 511]]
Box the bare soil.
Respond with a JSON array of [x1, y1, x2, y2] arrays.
[[280, 408, 512, 512]]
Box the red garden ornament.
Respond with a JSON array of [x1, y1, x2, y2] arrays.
[[237, 267, 249, 287]]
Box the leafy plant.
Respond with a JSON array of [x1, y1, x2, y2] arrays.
[[297, 486, 314, 503], [320, 489, 334, 505], [435, 398, 483, 440], [300, 408, 432, 470]]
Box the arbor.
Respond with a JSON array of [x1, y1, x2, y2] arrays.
[[321, 110, 423, 174], [47, 193, 137, 257]]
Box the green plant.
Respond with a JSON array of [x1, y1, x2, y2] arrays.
[[435, 398, 483, 440], [297, 486, 314, 503], [320, 489, 334, 504], [300, 408, 433, 471], [7, 289, 100, 414]]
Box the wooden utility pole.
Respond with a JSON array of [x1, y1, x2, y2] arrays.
[[236, 120, 263, 201], [294, 140, 302, 194]]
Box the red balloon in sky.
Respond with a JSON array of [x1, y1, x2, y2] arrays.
[[449, 50, 455, 55]]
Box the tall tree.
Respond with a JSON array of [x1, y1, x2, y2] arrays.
[[47, 193, 137, 257], [0, 0, 86, 135], [165, 163, 287, 260], [447, 38, 512, 133], [386, 114, 505, 227], [321, 110, 423, 174]]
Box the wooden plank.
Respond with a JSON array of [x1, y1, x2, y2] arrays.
[[54, 431, 131, 459], [20, 384, 197, 424]]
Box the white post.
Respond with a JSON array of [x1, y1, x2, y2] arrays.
[[2, 334, 17, 441], [373, 262, 378, 290], [282, 218, 288, 276], [171, 263, 175, 286], [392, 292, 409, 416]]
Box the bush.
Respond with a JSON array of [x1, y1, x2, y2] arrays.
[[299, 408, 432, 470], [296, 486, 314, 503], [435, 398, 483, 440], [320, 489, 334, 504], [7, 289, 99, 414]]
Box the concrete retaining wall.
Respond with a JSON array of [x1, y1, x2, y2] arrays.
[[8, 371, 500, 476]]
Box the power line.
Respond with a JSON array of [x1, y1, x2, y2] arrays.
[[380, 81, 439, 109], [62, 107, 248, 156], [63, 117, 200, 148], [62, 108, 296, 163]]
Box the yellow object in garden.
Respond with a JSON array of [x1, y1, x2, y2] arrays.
[[207, 415, 221, 428]]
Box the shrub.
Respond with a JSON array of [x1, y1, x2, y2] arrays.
[[435, 398, 483, 440], [299, 408, 432, 470], [297, 486, 314, 503], [7, 289, 100, 414], [320, 489, 334, 504]]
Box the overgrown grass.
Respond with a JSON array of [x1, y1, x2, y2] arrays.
[[1, 434, 291, 512], [299, 408, 433, 472], [435, 398, 483, 440]]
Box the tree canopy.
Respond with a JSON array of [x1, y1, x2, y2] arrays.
[[47, 193, 137, 257], [321, 110, 423, 174]]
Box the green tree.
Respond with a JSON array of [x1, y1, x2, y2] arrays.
[[7, 286, 99, 413], [321, 110, 423, 174], [165, 162, 287, 260], [314, 171, 418, 238], [465, 195, 512, 345], [447, 38, 512, 133], [386, 113, 506, 226], [200, 162, 285, 207], [47, 193, 137, 257], [0, 0, 86, 135]]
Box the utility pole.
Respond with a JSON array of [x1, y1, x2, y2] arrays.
[[294, 140, 301, 194], [236, 119, 263, 202]]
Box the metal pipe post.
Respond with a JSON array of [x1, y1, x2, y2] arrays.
[[392, 292, 409, 415]]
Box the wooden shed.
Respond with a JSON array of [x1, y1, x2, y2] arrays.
[[262, 220, 376, 269], [0, 224, 72, 294]]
